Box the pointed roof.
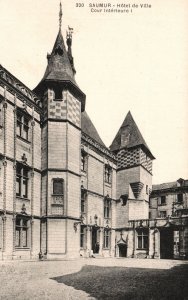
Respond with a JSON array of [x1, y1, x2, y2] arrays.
[[81, 111, 106, 147], [110, 111, 155, 159], [33, 8, 86, 111], [42, 29, 77, 85]]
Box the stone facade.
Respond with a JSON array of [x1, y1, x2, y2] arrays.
[[0, 7, 188, 260]]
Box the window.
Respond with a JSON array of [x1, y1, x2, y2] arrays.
[[16, 217, 29, 248], [54, 88, 63, 101], [16, 112, 29, 141], [81, 190, 86, 214], [137, 229, 148, 249], [53, 179, 64, 195], [159, 211, 167, 218], [80, 225, 86, 248], [146, 185, 148, 195], [160, 196, 166, 205], [104, 165, 112, 184], [103, 229, 110, 248], [177, 194, 183, 203], [104, 197, 111, 218], [81, 151, 87, 172], [16, 164, 29, 198]]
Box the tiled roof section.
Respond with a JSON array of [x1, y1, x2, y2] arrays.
[[110, 111, 154, 159], [81, 111, 106, 147], [152, 182, 177, 191], [42, 29, 77, 86]]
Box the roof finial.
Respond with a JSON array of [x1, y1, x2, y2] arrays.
[[59, 2, 63, 30]]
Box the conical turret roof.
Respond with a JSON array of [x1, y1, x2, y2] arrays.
[[110, 111, 155, 159], [42, 29, 77, 85], [34, 28, 85, 111]]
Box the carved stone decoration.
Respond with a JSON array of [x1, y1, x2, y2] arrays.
[[94, 214, 98, 225], [130, 182, 144, 199], [21, 153, 27, 163], [21, 203, 27, 215], [22, 100, 27, 111]]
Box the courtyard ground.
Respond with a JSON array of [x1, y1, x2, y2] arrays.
[[0, 258, 188, 300]]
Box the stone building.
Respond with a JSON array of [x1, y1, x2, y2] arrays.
[[0, 5, 187, 260], [149, 179, 188, 259]]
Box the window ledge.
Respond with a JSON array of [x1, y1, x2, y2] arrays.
[[17, 135, 31, 144], [16, 196, 30, 201], [158, 203, 166, 206], [104, 182, 112, 187], [136, 248, 147, 250], [15, 247, 30, 251]]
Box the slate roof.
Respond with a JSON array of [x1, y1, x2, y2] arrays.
[[81, 111, 106, 147], [34, 29, 86, 111], [110, 111, 154, 158], [41, 30, 77, 86], [152, 182, 177, 191]]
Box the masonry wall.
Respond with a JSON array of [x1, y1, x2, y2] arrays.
[[0, 78, 42, 260]]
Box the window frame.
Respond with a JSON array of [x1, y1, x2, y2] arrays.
[[81, 190, 86, 214], [16, 164, 29, 199], [159, 195, 166, 206], [16, 111, 30, 142], [52, 178, 64, 196], [15, 217, 30, 249], [159, 210, 167, 218], [137, 228, 148, 250], [103, 229, 110, 249], [104, 197, 111, 218], [177, 193, 183, 204]]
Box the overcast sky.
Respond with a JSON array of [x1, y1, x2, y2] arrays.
[[0, 0, 188, 184]]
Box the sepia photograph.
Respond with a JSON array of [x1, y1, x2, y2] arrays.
[[0, 0, 188, 299]]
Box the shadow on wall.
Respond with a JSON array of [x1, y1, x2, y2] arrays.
[[51, 264, 188, 300]]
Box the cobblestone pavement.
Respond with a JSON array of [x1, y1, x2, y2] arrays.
[[0, 258, 187, 300]]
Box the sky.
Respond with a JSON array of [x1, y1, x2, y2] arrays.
[[0, 0, 188, 184]]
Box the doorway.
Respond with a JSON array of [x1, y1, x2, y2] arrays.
[[118, 244, 127, 257], [92, 227, 99, 254], [160, 228, 174, 259]]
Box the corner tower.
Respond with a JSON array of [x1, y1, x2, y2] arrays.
[[34, 4, 85, 258], [110, 112, 155, 225]]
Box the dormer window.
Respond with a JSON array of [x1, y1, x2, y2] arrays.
[[54, 87, 63, 101], [177, 193, 183, 203], [55, 45, 63, 56]]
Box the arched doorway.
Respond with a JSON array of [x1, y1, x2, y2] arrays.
[[117, 233, 127, 257]]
